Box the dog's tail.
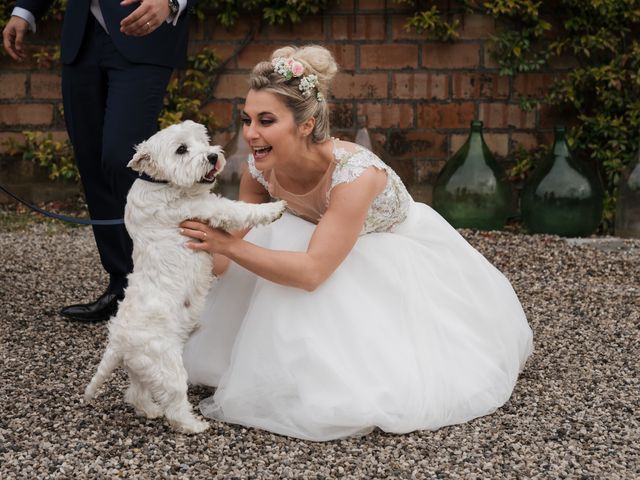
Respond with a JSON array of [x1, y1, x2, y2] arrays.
[[84, 346, 121, 403]]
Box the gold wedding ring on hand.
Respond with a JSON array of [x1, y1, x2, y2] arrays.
[[146, 21, 151, 31]]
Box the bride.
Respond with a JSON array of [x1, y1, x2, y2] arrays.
[[179, 45, 533, 441]]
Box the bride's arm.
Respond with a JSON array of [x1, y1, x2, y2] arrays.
[[209, 168, 271, 275], [182, 167, 387, 291]]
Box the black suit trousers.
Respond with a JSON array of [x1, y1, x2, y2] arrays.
[[61, 16, 172, 292]]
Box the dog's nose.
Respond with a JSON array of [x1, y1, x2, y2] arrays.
[[207, 153, 218, 165]]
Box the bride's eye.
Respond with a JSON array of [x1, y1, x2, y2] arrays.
[[240, 116, 251, 125], [260, 119, 274, 126]]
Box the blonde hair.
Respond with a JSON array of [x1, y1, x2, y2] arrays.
[[249, 45, 338, 143]]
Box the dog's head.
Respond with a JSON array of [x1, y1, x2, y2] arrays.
[[128, 120, 226, 188]]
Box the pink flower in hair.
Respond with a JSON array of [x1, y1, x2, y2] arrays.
[[290, 61, 304, 77]]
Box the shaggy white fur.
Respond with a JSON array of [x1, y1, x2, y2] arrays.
[[84, 120, 285, 433]]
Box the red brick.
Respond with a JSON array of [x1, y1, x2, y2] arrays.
[[356, 103, 413, 128], [202, 102, 234, 128], [0, 132, 25, 153], [385, 156, 415, 185], [417, 103, 476, 129], [511, 132, 540, 151], [393, 73, 448, 100], [0, 104, 54, 126], [451, 73, 509, 99], [408, 183, 433, 204], [0, 73, 27, 99], [208, 17, 256, 40], [483, 45, 500, 69], [484, 133, 509, 157], [415, 158, 445, 183], [479, 103, 536, 129], [260, 16, 324, 40], [422, 43, 480, 69], [236, 44, 286, 69], [326, 44, 356, 70], [360, 44, 418, 69], [330, 103, 355, 129], [210, 131, 234, 149], [386, 130, 448, 159], [391, 15, 427, 40], [513, 73, 557, 99], [455, 14, 495, 39], [450, 133, 468, 154], [332, 73, 387, 99], [30, 73, 62, 99], [358, 0, 389, 10], [215, 74, 251, 99], [332, 15, 385, 40]]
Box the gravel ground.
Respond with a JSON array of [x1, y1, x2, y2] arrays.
[[1, 219, 639, 479]]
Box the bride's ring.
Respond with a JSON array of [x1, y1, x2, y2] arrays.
[[146, 22, 151, 30], [203, 232, 207, 239]]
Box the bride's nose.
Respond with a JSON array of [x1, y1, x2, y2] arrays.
[[243, 122, 259, 141]]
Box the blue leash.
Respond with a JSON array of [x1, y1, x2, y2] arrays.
[[0, 183, 124, 226]]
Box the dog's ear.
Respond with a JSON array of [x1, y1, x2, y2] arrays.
[[128, 144, 152, 173]]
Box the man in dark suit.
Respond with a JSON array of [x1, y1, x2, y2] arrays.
[[3, 0, 196, 322]]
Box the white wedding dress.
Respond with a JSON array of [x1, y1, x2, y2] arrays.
[[183, 141, 533, 441]]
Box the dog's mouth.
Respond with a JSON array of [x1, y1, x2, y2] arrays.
[[202, 167, 218, 183]]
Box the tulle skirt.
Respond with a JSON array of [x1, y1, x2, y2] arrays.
[[183, 201, 533, 441]]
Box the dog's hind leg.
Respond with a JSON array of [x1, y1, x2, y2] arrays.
[[84, 345, 121, 402], [149, 349, 209, 434], [124, 371, 163, 419]]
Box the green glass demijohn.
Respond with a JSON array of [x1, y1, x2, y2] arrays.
[[614, 139, 640, 238], [433, 120, 512, 230], [521, 126, 603, 237]]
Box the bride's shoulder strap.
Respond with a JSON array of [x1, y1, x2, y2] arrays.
[[330, 142, 389, 191]]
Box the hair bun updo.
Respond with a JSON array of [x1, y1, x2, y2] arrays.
[[270, 45, 338, 97]]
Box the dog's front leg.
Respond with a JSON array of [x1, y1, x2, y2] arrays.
[[187, 197, 286, 232]]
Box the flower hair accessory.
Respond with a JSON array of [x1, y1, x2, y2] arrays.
[[271, 57, 324, 102]]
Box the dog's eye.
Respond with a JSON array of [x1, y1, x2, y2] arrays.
[[176, 144, 188, 155]]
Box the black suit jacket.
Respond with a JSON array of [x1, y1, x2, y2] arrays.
[[16, 0, 196, 68]]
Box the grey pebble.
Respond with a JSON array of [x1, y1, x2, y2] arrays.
[[1, 221, 639, 479]]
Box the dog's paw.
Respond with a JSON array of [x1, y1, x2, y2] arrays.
[[173, 417, 210, 434], [262, 200, 287, 223], [83, 386, 96, 403]]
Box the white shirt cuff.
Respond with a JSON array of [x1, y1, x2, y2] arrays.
[[166, 0, 187, 26], [11, 7, 36, 33]]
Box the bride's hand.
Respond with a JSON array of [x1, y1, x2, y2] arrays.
[[179, 220, 233, 255]]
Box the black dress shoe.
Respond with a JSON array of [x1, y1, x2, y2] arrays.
[[60, 291, 123, 323]]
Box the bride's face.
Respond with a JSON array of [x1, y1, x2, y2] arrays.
[[241, 89, 303, 171]]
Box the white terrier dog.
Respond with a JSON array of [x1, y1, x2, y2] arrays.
[[84, 120, 285, 433]]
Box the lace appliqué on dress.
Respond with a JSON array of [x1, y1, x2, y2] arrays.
[[247, 155, 270, 192], [330, 146, 411, 234]]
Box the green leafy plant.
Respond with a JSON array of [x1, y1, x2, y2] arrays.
[[160, 47, 220, 130], [193, 0, 334, 27], [4, 131, 78, 182]]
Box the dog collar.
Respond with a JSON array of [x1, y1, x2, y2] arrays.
[[137, 173, 169, 184]]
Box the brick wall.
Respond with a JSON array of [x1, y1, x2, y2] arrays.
[[0, 2, 571, 203]]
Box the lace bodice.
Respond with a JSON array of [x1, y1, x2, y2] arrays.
[[247, 141, 412, 234]]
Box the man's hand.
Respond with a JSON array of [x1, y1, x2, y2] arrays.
[[2, 16, 30, 61], [120, 0, 170, 36]]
